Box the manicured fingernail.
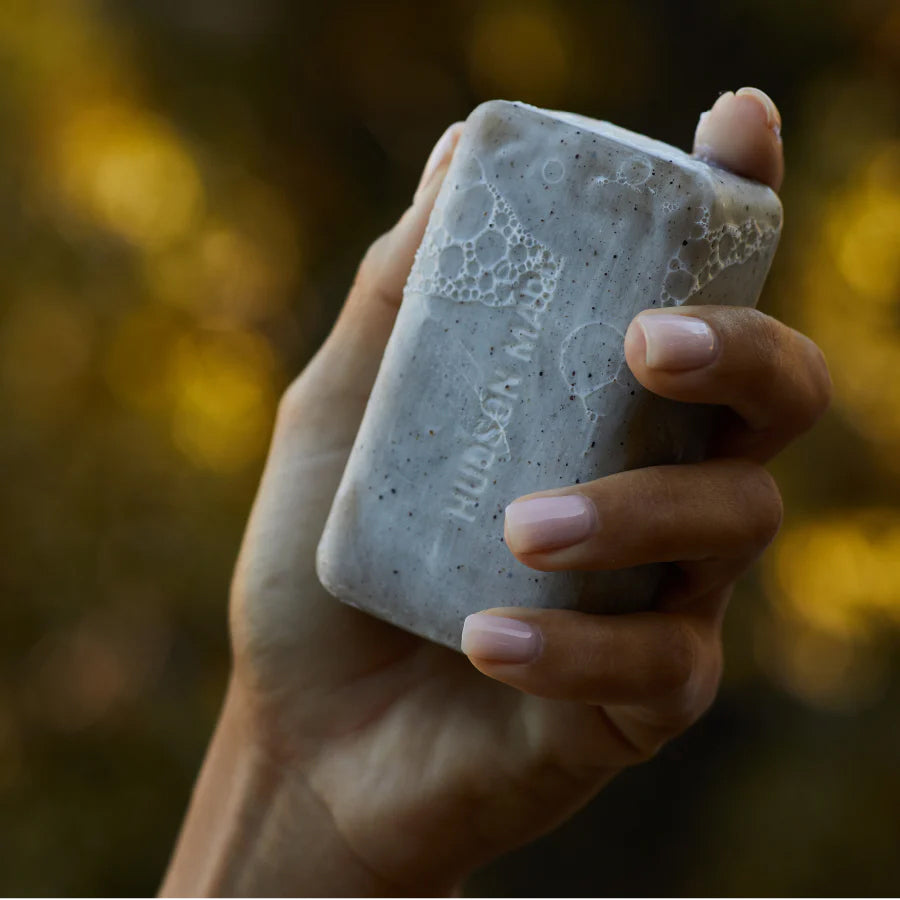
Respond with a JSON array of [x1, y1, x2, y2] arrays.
[[637, 314, 718, 371], [414, 123, 462, 202], [505, 494, 596, 554], [461, 614, 542, 663], [735, 87, 782, 137]]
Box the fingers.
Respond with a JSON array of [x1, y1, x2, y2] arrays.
[[503, 457, 782, 577], [623, 306, 832, 461], [276, 122, 464, 443], [693, 87, 783, 191], [323, 120, 465, 387], [461, 608, 721, 749]]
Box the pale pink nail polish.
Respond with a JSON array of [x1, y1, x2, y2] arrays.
[[735, 87, 782, 137], [638, 314, 718, 371], [505, 494, 596, 554], [461, 614, 542, 663]]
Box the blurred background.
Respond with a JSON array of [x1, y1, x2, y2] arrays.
[[1, 0, 898, 895]]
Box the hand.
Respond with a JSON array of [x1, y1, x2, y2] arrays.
[[162, 89, 829, 896]]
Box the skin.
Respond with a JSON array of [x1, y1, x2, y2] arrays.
[[161, 88, 830, 896]]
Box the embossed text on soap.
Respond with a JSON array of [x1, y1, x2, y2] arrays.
[[444, 295, 557, 524], [405, 154, 563, 525]]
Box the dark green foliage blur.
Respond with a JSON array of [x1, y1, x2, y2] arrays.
[[0, 0, 898, 894]]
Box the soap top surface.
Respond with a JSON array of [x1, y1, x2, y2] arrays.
[[407, 99, 781, 314], [468, 99, 782, 217]]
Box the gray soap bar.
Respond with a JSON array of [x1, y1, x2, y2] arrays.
[[316, 99, 782, 651]]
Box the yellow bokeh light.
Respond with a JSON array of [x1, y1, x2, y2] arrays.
[[53, 103, 204, 250], [168, 330, 279, 474], [761, 509, 900, 710], [768, 511, 900, 638], [144, 179, 303, 325], [0, 0, 139, 113], [829, 146, 900, 300], [800, 140, 900, 464], [146, 225, 287, 323], [756, 615, 889, 712], [468, 2, 572, 105]]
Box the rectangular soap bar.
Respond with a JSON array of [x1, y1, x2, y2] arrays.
[[316, 100, 782, 650]]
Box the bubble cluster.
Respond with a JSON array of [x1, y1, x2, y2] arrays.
[[592, 154, 655, 193], [660, 208, 780, 306], [408, 158, 562, 309]]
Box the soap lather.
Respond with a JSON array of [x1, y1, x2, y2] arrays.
[[316, 99, 782, 651]]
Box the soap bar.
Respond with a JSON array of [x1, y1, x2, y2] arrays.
[[316, 100, 782, 651]]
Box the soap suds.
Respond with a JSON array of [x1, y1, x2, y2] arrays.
[[660, 207, 779, 306], [407, 155, 562, 312]]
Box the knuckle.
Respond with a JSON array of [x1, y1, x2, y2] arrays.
[[639, 466, 682, 523], [654, 619, 699, 697], [742, 307, 784, 370], [360, 231, 392, 278], [741, 309, 794, 395], [351, 232, 389, 290], [349, 231, 398, 309], [653, 621, 718, 734], [729, 459, 783, 550], [275, 376, 306, 427], [801, 337, 833, 428], [747, 465, 784, 548]]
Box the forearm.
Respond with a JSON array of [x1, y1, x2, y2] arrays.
[[160, 680, 409, 897]]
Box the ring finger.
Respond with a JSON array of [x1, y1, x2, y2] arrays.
[[503, 456, 783, 579]]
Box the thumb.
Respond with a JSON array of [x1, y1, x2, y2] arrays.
[[285, 122, 465, 449], [692, 87, 784, 191]]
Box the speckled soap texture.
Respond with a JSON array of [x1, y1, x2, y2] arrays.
[[317, 99, 782, 651]]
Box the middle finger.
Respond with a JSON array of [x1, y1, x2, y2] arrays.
[[623, 305, 832, 461]]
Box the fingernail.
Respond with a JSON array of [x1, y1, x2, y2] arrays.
[[505, 494, 597, 554], [461, 614, 542, 664], [414, 123, 462, 202], [638, 314, 718, 371], [735, 87, 782, 137]]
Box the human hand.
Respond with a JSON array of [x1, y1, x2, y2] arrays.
[[162, 88, 829, 897]]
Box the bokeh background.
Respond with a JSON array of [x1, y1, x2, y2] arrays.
[[1, 0, 899, 895]]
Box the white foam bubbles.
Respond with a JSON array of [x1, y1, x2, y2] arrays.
[[407, 154, 562, 310], [659, 206, 779, 307]]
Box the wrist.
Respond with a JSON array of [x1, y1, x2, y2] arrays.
[[161, 678, 453, 897]]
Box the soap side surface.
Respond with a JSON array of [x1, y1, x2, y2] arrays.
[[317, 100, 782, 650]]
